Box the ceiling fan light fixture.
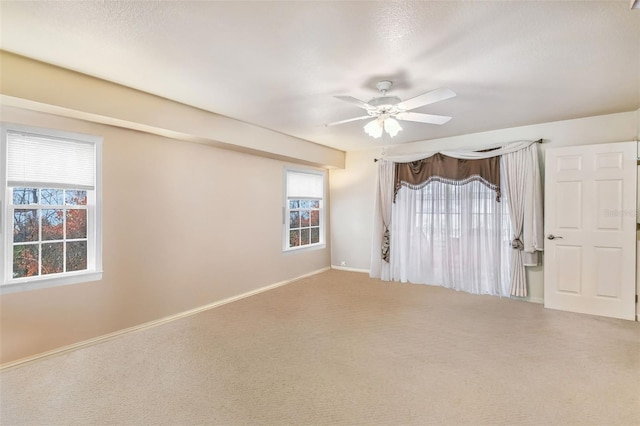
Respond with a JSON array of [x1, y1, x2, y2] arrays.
[[384, 118, 402, 137], [364, 119, 383, 138]]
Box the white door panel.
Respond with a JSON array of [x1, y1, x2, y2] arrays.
[[544, 141, 636, 320]]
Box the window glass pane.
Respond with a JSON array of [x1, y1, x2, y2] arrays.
[[310, 210, 319, 226], [309, 200, 320, 208], [66, 241, 87, 272], [299, 200, 311, 209], [65, 190, 87, 206], [41, 189, 63, 205], [289, 211, 300, 229], [12, 188, 38, 205], [42, 243, 63, 275], [13, 244, 39, 278], [300, 210, 310, 227], [289, 230, 300, 247], [310, 227, 320, 244], [300, 228, 310, 245], [13, 209, 39, 242], [66, 209, 87, 239], [42, 209, 64, 241], [289, 200, 299, 209]]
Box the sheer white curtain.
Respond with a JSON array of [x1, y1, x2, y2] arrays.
[[389, 179, 512, 296]]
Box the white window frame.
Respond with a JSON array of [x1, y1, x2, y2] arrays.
[[283, 167, 326, 252], [0, 123, 103, 294]]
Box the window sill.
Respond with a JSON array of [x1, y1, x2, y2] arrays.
[[0, 271, 103, 295], [283, 243, 326, 254]]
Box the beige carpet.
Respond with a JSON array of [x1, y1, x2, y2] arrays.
[[1, 269, 639, 425]]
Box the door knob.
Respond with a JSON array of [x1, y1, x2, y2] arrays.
[[547, 234, 563, 240]]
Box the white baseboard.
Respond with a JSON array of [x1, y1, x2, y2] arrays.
[[331, 265, 370, 274], [1, 267, 330, 371], [527, 297, 544, 304]]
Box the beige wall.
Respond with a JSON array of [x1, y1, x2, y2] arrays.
[[0, 51, 345, 169], [0, 106, 332, 363], [331, 111, 639, 304]]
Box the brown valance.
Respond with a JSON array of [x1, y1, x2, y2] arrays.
[[394, 153, 501, 201]]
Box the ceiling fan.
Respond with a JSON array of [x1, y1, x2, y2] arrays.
[[326, 81, 456, 138]]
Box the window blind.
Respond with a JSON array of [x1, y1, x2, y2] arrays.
[[7, 131, 96, 189], [287, 171, 323, 199]]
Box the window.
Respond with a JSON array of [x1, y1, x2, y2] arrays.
[[1, 123, 102, 294], [284, 168, 325, 251]]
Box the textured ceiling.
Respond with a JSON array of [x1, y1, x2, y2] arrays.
[[1, 1, 639, 151]]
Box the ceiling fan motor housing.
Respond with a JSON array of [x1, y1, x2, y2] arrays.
[[367, 96, 404, 115]]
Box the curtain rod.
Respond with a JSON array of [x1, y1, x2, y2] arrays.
[[373, 138, 544, 162]]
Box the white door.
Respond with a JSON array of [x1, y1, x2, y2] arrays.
[[544, 141, 636, 320]]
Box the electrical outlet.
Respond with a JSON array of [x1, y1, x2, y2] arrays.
[[340, 261, 346, 266]]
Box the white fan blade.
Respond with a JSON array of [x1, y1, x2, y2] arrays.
[[326, 115, 372, 127], [396, 112, 452, 125], [399, 88, 456, 111], [335, 95, 372, 110]]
